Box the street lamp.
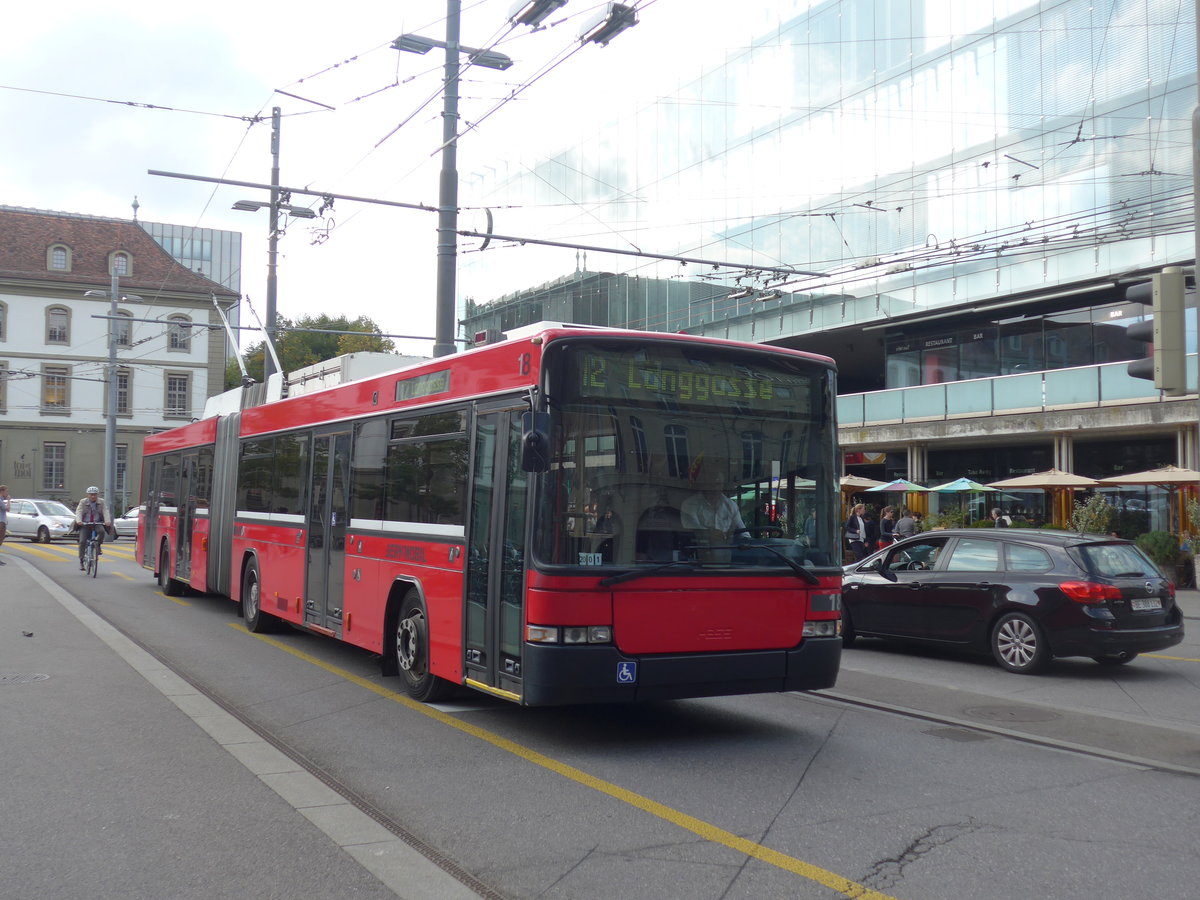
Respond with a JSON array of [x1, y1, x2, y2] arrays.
[[394, 2, 515, 357], [84, 279, 142, 514], [578, 2, 638, 45], [228, 106, 316, 382], [509, 0, 567, 28]]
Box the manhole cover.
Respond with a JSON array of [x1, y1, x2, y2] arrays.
[[965, 704, 1060, 723], [0, 673, 50, 685]]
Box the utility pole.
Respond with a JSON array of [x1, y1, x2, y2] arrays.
[[104, 263, 119, 513], [265, 106, 281, 380], [434, 0, 462, 358]]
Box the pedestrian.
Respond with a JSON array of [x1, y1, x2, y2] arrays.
[[878, 505, 896, 548], [843, 503, 870, 561], [75, 486, 114, 570], [991, 507, 1011, 528], [0, 484, 9, 562], [894, 507, 917, 540]]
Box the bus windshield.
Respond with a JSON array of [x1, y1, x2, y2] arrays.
[[533, 339, 839, 572]]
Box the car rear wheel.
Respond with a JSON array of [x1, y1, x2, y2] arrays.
[[1092, 651, 1138, 666], [991, 612, 1049, 674], [37, 526, 51, 544]]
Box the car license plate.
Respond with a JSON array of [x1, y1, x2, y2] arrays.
[[1131, 597, 1162, 611]]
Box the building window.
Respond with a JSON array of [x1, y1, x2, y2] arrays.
[[42, 365, 70, 413], [115, 311, 132, 347], [47, 244, 72, 272], [46, 306, 70, 344], [116, 368, 131, 415], [110, 252, 131, 276], [165, 373, 190, 418], [665, 424, 690, 479], [43, 442, 66, 490], [168, 315, 192, 352], [116, 444, 128, 498]]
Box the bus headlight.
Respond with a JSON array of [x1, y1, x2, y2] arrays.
[[803, 620, 841, 638], [527, 624, 613, 644]]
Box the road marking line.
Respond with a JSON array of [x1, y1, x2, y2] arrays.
[[1145, 653, 1200, 662], [233, 623, 895, 900], [8, 544, 61, 560]]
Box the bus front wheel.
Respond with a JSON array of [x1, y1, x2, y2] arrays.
[[394, 591, 453, 702]]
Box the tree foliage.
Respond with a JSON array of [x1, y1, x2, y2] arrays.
[[225, 314, 396, 388], [1070, 493, 1115, 535]]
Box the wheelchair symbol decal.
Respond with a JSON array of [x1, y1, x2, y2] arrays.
[[616, 662, 637, 684]]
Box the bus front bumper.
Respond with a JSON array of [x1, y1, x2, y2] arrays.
[[518, 637, 841, 706]]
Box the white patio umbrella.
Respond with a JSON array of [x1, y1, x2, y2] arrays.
[[1097, 465, 1200, 533]]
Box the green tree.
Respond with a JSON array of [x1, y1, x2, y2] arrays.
[[1070, 493, 1114, 535], [225, 314, 397, 388]]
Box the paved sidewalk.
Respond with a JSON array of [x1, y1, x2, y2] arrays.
[[0, 555, 478, 900], [1174, 587, 1199, 619]]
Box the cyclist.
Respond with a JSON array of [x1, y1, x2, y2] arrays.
[[75, 486, 113, 571]]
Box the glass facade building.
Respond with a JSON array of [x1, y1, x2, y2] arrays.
[[458, 0, 1197, 534]]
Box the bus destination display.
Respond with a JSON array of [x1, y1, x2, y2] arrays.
[[577, 349, 810, 409]]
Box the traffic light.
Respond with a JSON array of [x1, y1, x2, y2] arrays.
[[1125, 267, 1187, 396]]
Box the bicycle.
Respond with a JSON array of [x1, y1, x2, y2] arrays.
[[82, 526, 101, 578]]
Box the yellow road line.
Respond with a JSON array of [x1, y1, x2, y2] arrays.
[[7, 544, 61, 560], [1146, 653, 1200, 662], [231, 623, 895, 900], [111, 571, 135, 581]]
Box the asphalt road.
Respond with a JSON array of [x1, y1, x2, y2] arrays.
[[3, 537, 1199, 900]]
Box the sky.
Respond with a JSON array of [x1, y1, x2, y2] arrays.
[[2, 0, 720, 357]]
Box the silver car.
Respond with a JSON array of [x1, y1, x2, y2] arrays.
[[112, 505, 143, 539], [6, 499, 76, 543]]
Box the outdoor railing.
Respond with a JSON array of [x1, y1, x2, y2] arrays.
[[837, 355, 1198, 428]]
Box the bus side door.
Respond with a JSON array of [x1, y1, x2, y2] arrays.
[[306, 429, 351, 634], [175, 452, 198, 581], [464, 404, 529, 700]]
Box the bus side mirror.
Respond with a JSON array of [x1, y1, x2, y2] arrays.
[[521, 412, 551, 472]]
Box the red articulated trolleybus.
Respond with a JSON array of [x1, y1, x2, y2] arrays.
[[137, 325, 843, 706]]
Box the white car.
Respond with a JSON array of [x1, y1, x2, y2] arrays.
[[112, 506, 143, 539], [6, 499, 77, 543]]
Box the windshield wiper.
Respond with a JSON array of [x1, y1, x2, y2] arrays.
[[692, 542, 822, 585], [599, 560, 698, 587], [735, 542, 821, 585]]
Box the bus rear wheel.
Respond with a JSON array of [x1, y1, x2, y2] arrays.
[[394, 591, 453, 702], [242, 560, 275, 633], [158, 545, 183, 596]]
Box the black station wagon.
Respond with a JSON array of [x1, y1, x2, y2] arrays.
[[840, 529, 1184, 674]]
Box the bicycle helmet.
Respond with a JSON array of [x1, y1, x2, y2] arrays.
[[86, 486, 100, 494]]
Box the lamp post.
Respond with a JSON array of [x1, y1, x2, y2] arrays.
[[232, 107, 319, 381], [84, 277, 140, 514], [393, 2, 513, 358]]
